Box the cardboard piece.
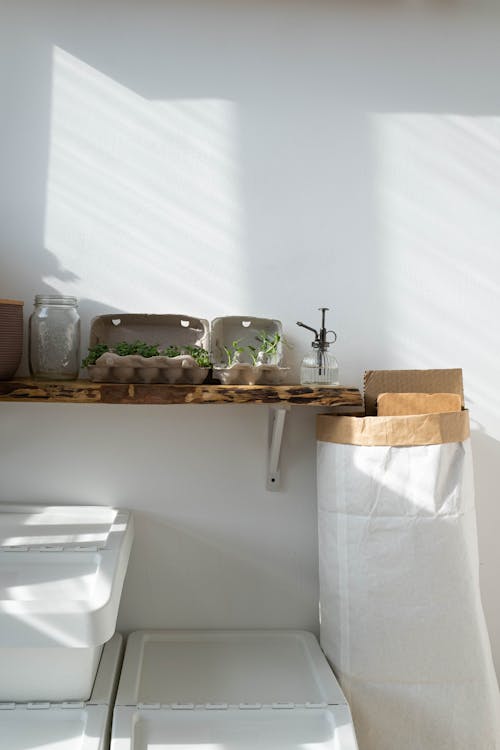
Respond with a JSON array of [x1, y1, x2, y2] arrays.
[[317, 410, 470, 447], [377, 392, 462, 417], [89, 314, 209, 350], [364, 369, 464, 415]]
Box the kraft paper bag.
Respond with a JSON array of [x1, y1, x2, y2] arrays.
[[317, 411, 500, 750]]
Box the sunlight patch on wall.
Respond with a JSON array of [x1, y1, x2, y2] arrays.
[[44, 47, 244, 314], [371, 113, 500, 435]]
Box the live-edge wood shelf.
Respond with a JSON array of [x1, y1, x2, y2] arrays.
[[0, 379, 362, 407], [0, 379, 362, 491]]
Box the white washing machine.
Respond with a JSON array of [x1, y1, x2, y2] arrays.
[[111, 630, 359, 749]]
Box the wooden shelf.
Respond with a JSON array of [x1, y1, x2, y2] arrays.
[[0, 379, 362, 407]]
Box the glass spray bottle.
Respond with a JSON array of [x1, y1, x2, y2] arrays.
[[297, 307, 339, 385]]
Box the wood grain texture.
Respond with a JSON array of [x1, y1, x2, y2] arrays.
[[0, 379, 362, 407]]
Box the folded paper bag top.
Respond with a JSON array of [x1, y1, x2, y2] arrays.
[[317, 409, 470, 447], [377, 392, 462, 417]]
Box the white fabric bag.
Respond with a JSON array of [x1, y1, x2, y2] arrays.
[[317, 411, 500, 750]]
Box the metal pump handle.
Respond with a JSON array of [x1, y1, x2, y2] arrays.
[[296, 321, 319, 339], [297, 308, 337, 350]]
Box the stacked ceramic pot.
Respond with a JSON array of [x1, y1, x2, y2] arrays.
[[0, 299, 23, 380]]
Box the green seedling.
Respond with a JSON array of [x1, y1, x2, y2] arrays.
[[247, 344, 259, 365], [114, 340, 137, 356], [161, 345, 181, 358], [83, 340, 210, 366], [113, 340, 160, 357], [249, 331, 283, 364], [82, 343, 109, 368], [183, 345, 211, 368], [223, 339, 245, 367], [135, 342, 161, 358], [247, 345, 258, 365], [256, 331, 281, 356], [114, 341, 133, 356]]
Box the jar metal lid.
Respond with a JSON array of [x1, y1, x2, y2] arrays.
[[34, 295, 78, 306]]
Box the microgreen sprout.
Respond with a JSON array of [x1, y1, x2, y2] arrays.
[[223, 339, 245, 367], [135, 342, 161, 358], [82, 340, 212, 368], [256, 331, 281, 357], [161, 345, 181, 358], [113, 340, 160, 357], [247, 331, 283, 364], [247, 344, 259, 365], [82, 343, 109, 368], [183, 345, 211, 367], [113, 341, 135, 356]]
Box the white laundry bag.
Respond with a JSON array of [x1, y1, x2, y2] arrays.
[[317, 410, 500, 750]]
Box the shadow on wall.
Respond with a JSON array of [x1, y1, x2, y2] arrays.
[[1, 0, 500, 666], [1, 3, 391, 381], [119, 509, 316, 631], [14, 248, 127, 374], [4, 3, 500, 378], [470, 428, 500, 671], [0, 400, 321, 633]]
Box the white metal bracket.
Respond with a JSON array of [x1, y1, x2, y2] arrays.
[[267, 405, 290, 491]]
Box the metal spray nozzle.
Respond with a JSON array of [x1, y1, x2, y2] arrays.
[[297, 308, 337, 352]]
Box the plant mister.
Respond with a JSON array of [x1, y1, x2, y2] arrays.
[[297, 308, 339, 385]]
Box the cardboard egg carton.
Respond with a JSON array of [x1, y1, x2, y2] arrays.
[[85, 314, 210, 384], [211, 316, 289, 385]]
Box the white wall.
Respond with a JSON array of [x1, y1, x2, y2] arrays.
[[1, 0, 500, 673]]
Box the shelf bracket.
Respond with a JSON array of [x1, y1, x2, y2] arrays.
[[267, 405, 290, 491]]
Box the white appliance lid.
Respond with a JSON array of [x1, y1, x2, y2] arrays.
[[0, 505, 125, 549], [116, 630, 347, 707], [111, 705, 359, 750], [0, 633, 123, 750], [0, 705, 108, 750], [0, 506, 133, 647]]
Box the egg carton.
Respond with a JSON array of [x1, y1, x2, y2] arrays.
[[85, 314, 210, 384], [211, 316, 289, 386], [213, 363, 290, 386], [88, 353, 210, 384]]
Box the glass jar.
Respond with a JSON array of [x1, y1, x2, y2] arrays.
[[300, 345, 339, 386], [29, 295, 80, 380]]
